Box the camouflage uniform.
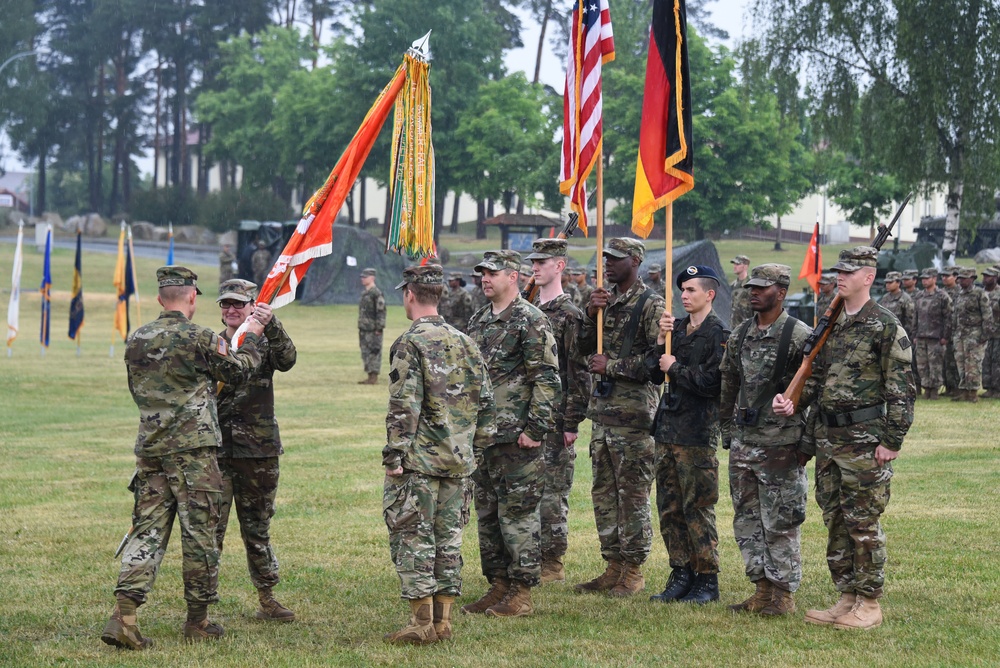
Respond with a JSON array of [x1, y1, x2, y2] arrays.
[[952, 269, 995, 391], [383, 266, 496, 600], [913, 271, 952, 391], [720, 266, 816, 593], [802, 248, 915, 600], [251, 245, 271, 287], [878, 273, 915, 335], [942, 271, 962, 392], [468, 251, 560, 588], [215, 280, 297, 594], [116, 267, 263, 610], [645, 264, 665, 297], [580, 239, 665, 568], [731, 277, 752, 329], [219, 247, 236, 284], [816, 286, 837, 320], [469, 275, 490, 313], [575, 281, 594, 310], [983, 274, 1000, 394], [358, 270, 386, 375], [440, 275, 476, 334]]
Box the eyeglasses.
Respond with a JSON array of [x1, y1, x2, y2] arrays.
[[219, 300, 251, 310]]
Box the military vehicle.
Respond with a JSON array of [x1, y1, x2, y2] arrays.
[[916, 214, 1000, 255], [235, 219, 297, 282]]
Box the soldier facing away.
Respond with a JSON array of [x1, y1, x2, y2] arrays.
[[251, 240, 271, 288], [463, 250, 560, 618], [382, 264, 495, 645], [774, 246, 915, 630], [358, 267, 386, 385], [215, 279, 297, 623], [219, 244, 237, 284], [102, 267, 264, 650], [730, 255, 752, 329], [720, 264, 815, 616]]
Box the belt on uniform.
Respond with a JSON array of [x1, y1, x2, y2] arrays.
[[819, 404, 886, 427]]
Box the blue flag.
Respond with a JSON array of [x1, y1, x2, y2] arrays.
[[167, 224, 175, 265], [39, 226, 52, 347], [69, 228, 85, 341]]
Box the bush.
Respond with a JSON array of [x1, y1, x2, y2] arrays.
[[127, 186, 293, 233]]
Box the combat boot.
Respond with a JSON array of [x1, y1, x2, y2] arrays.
[[100, 599, 153, 651], [540, 558, 566, 584], [727, 579, 773, 613], [574, 560, 623, 594], [460, 577, 509, 614], [359, 372, 379, 385], [832, 595, 883, 630], [678, 572, 719, 604], [484, 581, 534, 617], [759, 585, 796, 616], [804, 592, 857, 625], [608, 562, 645, 598], [256, 587, 295, 622], [182, 618, 225, 642], [649, 564, 694, 603], [966, 389, 980, 403], [926, 388, 939, 400], [384, 597, 437, 645], [432, 594, 455, 640]]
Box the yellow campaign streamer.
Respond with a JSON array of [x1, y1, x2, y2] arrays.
[[386, 53, 435, 258]]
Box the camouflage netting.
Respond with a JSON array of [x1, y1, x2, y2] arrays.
[[299, 225, 411, 306], [587, 239, 733, 327]]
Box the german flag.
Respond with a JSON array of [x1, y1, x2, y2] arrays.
[[631, 0, 694, 238]]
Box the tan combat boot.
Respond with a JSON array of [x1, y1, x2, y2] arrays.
[[100, 599, 153, 651], [540, 558, 566, 584], [574, 560, 623, 594], [256, 587, 295, 622], [833, 595, 883, 630], [384, 597, 438, 645], [759, 585, 796, 616], [359, 372, 379, 385], [484, 581, 534, 617], [460, 578, 509, 615], [432, 594, 455, 640], [967, 389, 980, 403], [727, 579, 773, 613], [804, 592, 857, 625], [608, 562, 645, 597], [182, 618, 225, 642]]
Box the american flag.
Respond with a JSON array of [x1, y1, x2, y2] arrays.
[[560, 0, 615, 235]]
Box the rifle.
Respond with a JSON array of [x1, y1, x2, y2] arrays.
[[783, 192, 913, 408], [520, 212, 581, 303]]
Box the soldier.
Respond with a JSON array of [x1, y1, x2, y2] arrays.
[[382, 265, 495, 645], [815, 274, 837, 318], [912, 268, 952, 400], [878, 271, 915, 335], [900, 269, 922, 389], [901, 269, 919, 297], [720, 264, 815, 616], [525, 239, 592, 584], [251, 240, 271, 287], [981, 268, 1000, 397], [646, 265, 727, 605], [102, 267, 264, 650], [519, 264, 533, 292], [576, 238, 665, 598], [469, 271, 490, 312], [561, 270, 581, 307], [571, 267, 594, 309], [219, 244, 237, 284], [463, 250, 560, 618], [730, 255, 752, 329], [215, 279, 297, 623], [774, 246, 915, 630], [952, 267, 995, 402], [358, 267, 386, 385], [941, 266, 961, 395], [646, 263, 665, 295], [441, 272, 475, 333]]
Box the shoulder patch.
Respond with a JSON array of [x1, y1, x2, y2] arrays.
[[389, 368, 400, 384], [899, 335, 911, 350], [216, 336, 229, 356]]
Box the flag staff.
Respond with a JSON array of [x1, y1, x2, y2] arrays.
[[595, 150, 605, 353], [127, 225, 141, 325], [663, 203, 674, 358]]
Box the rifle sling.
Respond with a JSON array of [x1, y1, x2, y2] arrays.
[[736, 315, 799, 411]]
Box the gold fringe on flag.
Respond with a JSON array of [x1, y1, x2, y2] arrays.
[[386, 51, 435, 258]]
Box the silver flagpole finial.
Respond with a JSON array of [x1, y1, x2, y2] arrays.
[[407, 30, 432, 61]]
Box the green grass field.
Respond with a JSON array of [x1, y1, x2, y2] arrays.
[[1, 243, 999, 667]]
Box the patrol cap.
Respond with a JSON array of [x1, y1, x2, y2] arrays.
[[217, 279, 257, 303], [958, 267, 977, 279], [818, 273, 836, 285], [919, 267, 939, 279], [943, 265, 960, 276], [525, 238, 568, 260], [647, 263, 663, 273], [395, 264, 445, 290], [603, 237, 646, 261], [156, 266, 202, 295], [520, 264, 533, 276], [745, 263, 791, 288], [831, 246, 878, 273], [448, 272, 464, 281], [475, 250, 522, 273], [902, 269, 919, 279], [730, 254, 750, 265], [982, 267, 999, 277], [884, 271, 903, 282], [360, 267, 377, 277], [568, 267, 585, 276], [676, 265, 721, 289]]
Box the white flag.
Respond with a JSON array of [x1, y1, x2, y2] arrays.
[[6, 220, 24, 348]]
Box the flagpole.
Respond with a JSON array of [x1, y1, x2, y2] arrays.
[[664, 204, 674, 388], [595, 149, 605, 354], [127, 225, 141, 325]]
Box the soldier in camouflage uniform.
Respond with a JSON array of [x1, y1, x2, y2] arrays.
[[941, 266, 961, 395], [571, 268, 594, 309], [815, 274, 837, 319], [358, 267, 386, 385], [462, 250, 560, 618], [720, 264, 816, 616], [730, 255, 752, 329], [900, 270, 921, 389], [561, 270, 581, 307], [469, 272, 490, 312], [646, 263, 665, 296], [952, 267, 995, 402], [525, 239, 592, 584], [646, 265, 727, 605], [215, 279, 297, 623], [382, 265, 495, 645], [901, 269, 919, 297], [878, 271, 915, 334], [102, 267, 265, 650], [440, 272, 475, 334], [913, 267, 952, 399], [576, 238, 665, 598], [251, 241, 271, 287], [981, 268, 1000, 398], [775, 247, 915, 630], [218, 244, 237, 284]]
